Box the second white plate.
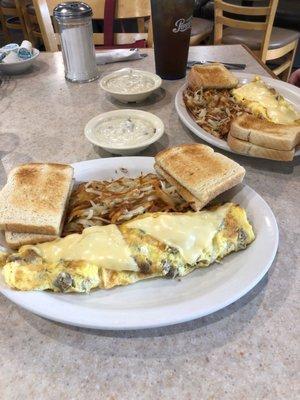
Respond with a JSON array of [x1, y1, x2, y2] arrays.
[[175, 72, 300, 157], [0, 157, 278, 330]]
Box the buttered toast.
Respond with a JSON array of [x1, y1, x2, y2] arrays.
[[227, 133, 295, 161], [0, 163, 74, 235], [188, 63, 239, 91], [230, 114, 300, 151], [155, 144, 245, 211]]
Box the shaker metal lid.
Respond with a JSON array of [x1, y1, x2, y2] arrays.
[[53, 2, 93, 19]]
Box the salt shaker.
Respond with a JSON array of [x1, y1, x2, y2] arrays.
[[54, 2, 99, 83]]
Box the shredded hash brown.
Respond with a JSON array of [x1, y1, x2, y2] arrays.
[[63, 174, 191, 235], [183, 87, 250, 139]]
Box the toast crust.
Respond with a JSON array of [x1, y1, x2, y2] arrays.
[[5, 231, 57, 250], [227, 133, 295, 161], [154, 164, 202, 211], [155, 144, 245, 210], [231, 114, 300, 151], [188, 63, 239, 91], [2, 223, 57, 235]]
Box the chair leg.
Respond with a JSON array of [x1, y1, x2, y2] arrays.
[[14, 0, 29, 40], [21, 6, 37, 46], [137, 17, 145, 33], [146, 16, 153, 47], [279, 64, 291, 82], [266, 40, 299, 81], [27, 28, 37, 47], [281, 40, 298, 82]]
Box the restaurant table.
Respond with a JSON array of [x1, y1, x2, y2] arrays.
[[0, 45, 299, 400]]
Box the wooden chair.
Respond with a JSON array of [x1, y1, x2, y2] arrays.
[[21, 0, 44, 47], [32, 0, 152, 52], [0, 6, 11, 42], [190, 17, 214, 45], [0, 0, 29, 41], [214, 0, 299, 80]]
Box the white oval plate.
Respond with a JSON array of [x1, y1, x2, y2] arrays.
[[0, 157, 278, 330], [175, 72, 300, 157]]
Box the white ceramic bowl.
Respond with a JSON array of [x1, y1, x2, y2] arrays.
[[0, 48, 39, 74], [85, 109, 164, 155], [100, 68, 162, 103]]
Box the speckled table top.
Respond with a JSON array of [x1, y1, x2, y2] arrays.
[[0, 45, 299, 400]]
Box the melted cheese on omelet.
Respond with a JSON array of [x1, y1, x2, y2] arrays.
[[125, 204, 230, 265], [22, 225, 138, 272], [232, 78, 300, 125], [1, 204, 255, 292]]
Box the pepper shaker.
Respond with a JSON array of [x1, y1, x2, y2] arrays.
[[54, 2, 99, 83]]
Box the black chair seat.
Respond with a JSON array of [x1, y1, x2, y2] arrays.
[[196, 0, 300, 32], [191, 17, 213, 37], [222, 26, 300, 50]]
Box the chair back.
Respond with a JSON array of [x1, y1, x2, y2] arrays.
[[0, 6, 11, 42], [0, 0, 29, 40], [214, 0, 279, 62], [32, 0, 152, 51]]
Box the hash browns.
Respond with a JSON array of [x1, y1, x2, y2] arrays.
[[63, 174, 191, 235], [183, 87, 250, 139]]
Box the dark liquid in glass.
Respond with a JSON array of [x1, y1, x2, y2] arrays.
[[151, 0, 194, 80]]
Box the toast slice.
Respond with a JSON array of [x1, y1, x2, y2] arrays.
[[231, 114, 300, 151], [227, 133, 295, 161], [0, 163, 74, 235], [155, 144, 245, 211], [155, 164, 203, 210], [5, 231, 57, 250], [188, 63, 239, 91]]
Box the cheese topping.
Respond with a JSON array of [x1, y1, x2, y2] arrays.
[[232, 78, 300, 125], [23, 225, 138, 272], [126, 204, 230, 264]]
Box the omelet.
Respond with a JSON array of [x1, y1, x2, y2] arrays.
[[3, 259, 100, 293], [1, 203, 255, 293], [232, 77, 300, 125]]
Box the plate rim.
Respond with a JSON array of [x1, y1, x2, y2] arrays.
[[175, 72, 300, 157], [84, 109, 165, 150], [0, 48, 40, 69], [0, 156, 279, 330]]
